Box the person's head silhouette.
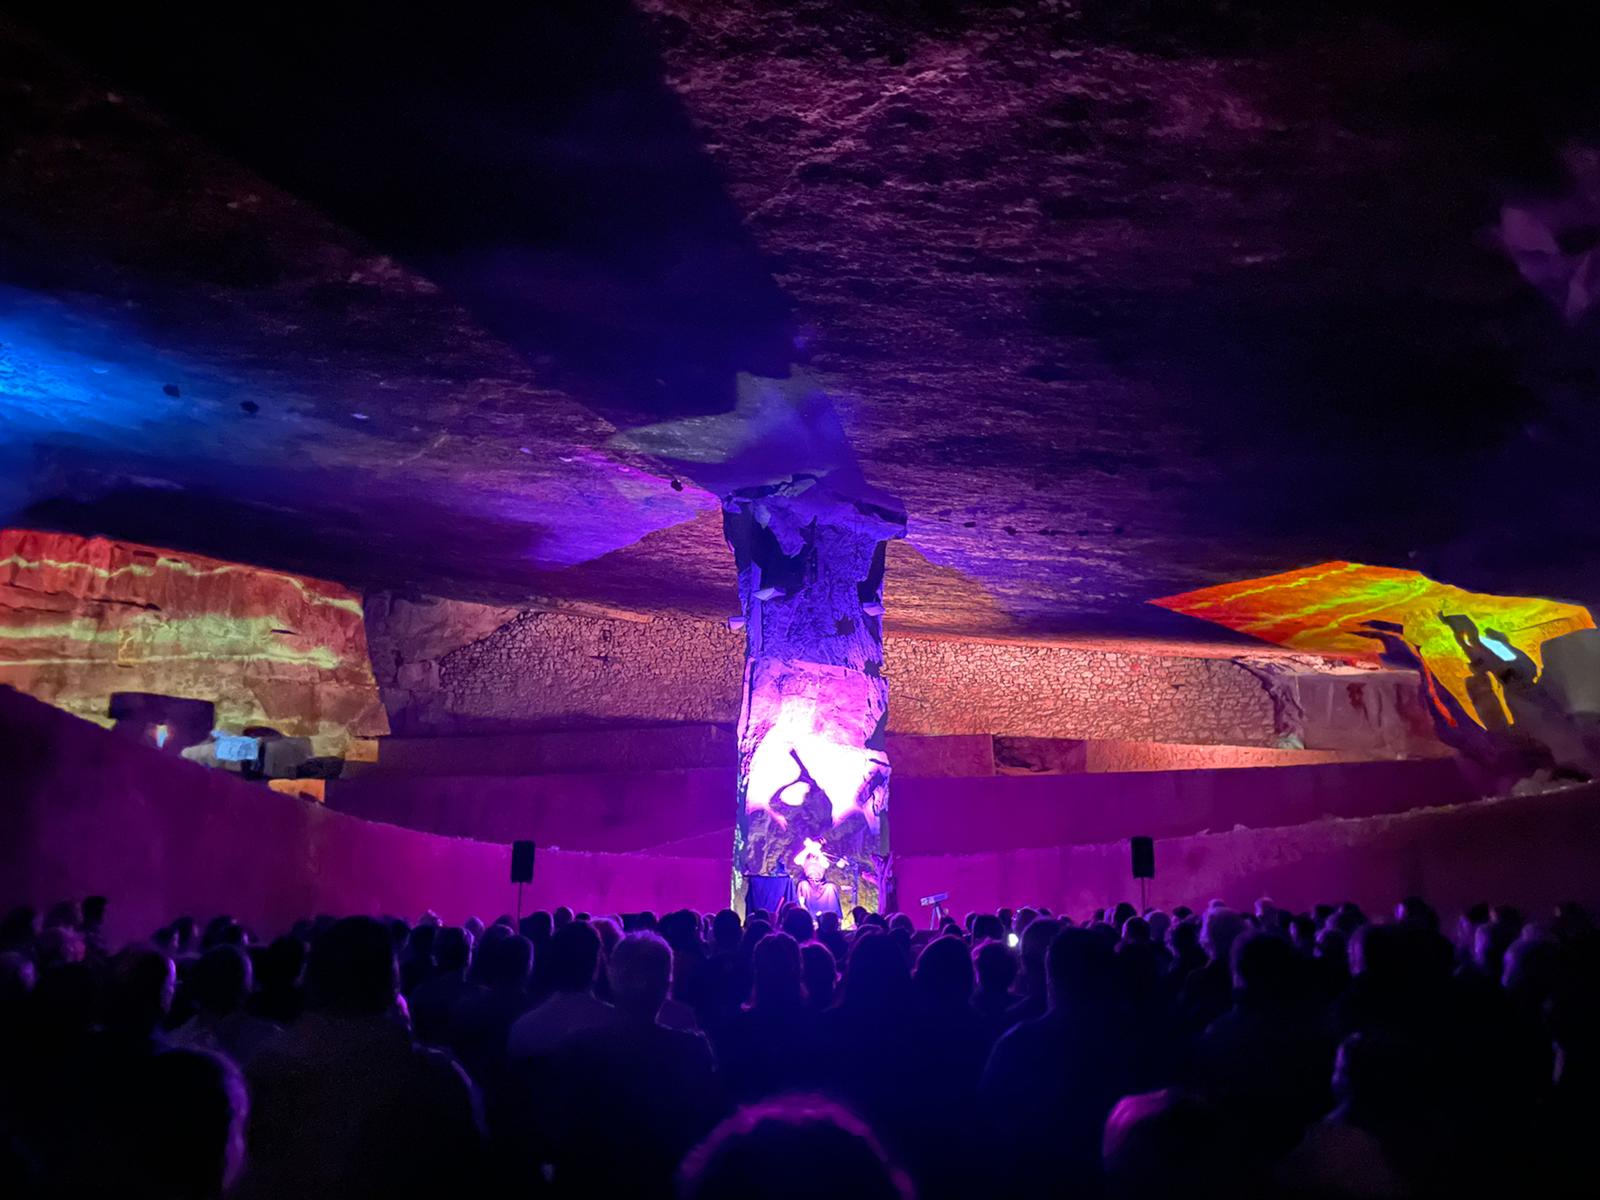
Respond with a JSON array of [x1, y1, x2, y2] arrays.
[[608, 931, 673, 1023]]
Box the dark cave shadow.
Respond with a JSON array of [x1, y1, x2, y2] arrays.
[[18, 471, 563, 602], [5, 0, 793, 423]]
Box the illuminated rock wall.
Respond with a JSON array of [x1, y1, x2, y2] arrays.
[[368, 591, 1432, 752], [723, 480, 906, 915], [366, 592, 742, 733], [1154, 562, 1595, 730], [1156, 562, 1599, 780], [886, 638, 1283, 744], [0, 528, 387, 756]]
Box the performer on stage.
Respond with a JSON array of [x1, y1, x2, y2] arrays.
[[793, 837, 843, 920]]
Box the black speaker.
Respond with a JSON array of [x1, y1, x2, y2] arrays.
[[511, 840, 536, 885], [1131, 836, 1155, 880]]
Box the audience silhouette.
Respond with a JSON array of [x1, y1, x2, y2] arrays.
[[2, 891, 1597, 1198]]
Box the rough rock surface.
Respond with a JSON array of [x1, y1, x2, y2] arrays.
[[633, 0, 1600, 624], [0, 528, 387, 754], [724, 479, 904, 911], [2, 6, 1596, 636], [378, 602, 745, 733], [365, 590, 1437, 752]]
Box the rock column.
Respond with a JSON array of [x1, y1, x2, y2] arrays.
[[723, 476, 906, 918]]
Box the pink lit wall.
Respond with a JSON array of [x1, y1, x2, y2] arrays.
[[895, 783, 1600, 921], [325, 752, 1471, 859], [890, 756, 1475, 855], [326, 767, 734, 854], [0, 687, 726, 946]]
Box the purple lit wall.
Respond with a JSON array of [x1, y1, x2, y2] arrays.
[[0, 687, 725, 942]]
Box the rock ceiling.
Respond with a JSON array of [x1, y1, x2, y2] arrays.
[[2, 3, 1597, 639]]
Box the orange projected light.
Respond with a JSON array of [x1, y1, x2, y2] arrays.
[[0, 528, 388, 755], [1153, 562, 1595, 728]]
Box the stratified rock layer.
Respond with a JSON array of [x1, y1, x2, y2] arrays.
[[0, 528, 387, 755]]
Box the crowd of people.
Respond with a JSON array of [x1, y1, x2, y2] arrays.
[[2, 891, 1598, 1198]]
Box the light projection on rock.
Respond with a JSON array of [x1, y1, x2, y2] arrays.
[[1153, 561, 1595, 731], [0, 527, 388, 759], [615, 368, 910, 916], [724, 476, 906, 919]]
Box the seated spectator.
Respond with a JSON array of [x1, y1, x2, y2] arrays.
[[906, 935, 988, 1198], [697, 911, 749, 1035], [981, 927, 1132, 1194], [1194, 932, 1334, 1159], [1103, 1089, 1244, 1200], [1178, 907, 1245, 1035], [507, 921, 613, 1061], [971, 938, 1019, 1044], [170, 944, 280, 1065], [1116, 917, 1171, 1008], [246, 935, 306, 1026], [1144, 909, 1171, 946], [816, 910, 849, 962], [1005, 916, 1060, 1026], [447, 932, 534, 1105], [972, 913, 1005, 944], [801, 940, 837, 1013], [710, 909, 742, 955], [1277, 1033, 1419, 1197], [779, 904, 816, 945], [1395, 895, 1440, 933], [543, 932, 717, 1196], [398, 922, 436, 995], [660, 908, 712, 1019], [123, 1048, 251, 1200], [816, 931, 923, 1166], [1166, 915, 1207, 986], [237, 916, 482, 1200], [680, 1095, 913, 1200], [407, 925, 474, 1046], [102, 945, 176, 1058], [717, 932, 819, 1102]]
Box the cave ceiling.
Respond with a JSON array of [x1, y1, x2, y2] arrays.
[[2, 2, 1597, 640]]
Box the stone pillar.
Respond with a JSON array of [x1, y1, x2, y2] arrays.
[[724, 476, 906, 919]]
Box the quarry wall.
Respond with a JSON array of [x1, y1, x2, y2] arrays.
[[366, 591, 1440, 751]]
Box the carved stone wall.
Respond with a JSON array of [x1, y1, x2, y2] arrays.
[[367, 593, 743, 733], [365, 592, 1430, 751]]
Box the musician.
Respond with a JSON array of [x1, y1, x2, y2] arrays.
[[793, 837, 843, 919]]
